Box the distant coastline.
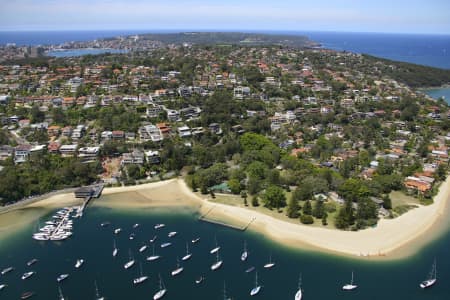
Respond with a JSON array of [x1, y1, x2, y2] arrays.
[[1, 30, 449, 69]]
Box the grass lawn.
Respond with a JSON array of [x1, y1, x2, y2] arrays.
[[210, 193, 337, 229], [390, 190, 420, 208]]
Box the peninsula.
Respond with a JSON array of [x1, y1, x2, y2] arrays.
[[0, 32, 449, 258]]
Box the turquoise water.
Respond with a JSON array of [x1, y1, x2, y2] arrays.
[[46, 49, 128, 57], [423, 88, 450, 104], [0, 205, 449, 300]]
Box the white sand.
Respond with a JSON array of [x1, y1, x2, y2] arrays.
[[2, 176, 450, 259]]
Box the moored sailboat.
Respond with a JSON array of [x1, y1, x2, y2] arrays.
[[75, 259, 84, 268], [210, 236, 220, 254], [21, 271, 36, 280], [133, 262, 148, 285], [250, 271, 262, 296], [182, 242, 192, 261], [147, 245, 161, 261], [241, 240, 248, 261], [294, 273, 302, 300], [171, 258, 184, 276], [211, 250, 223, 271], [263, 253, 275, 269], [153, 274, 167, 300], [113, 239, 118, 257], [124, 249, 136, 269], [342, 271, 358, 291], [420, 259, 437, 289]]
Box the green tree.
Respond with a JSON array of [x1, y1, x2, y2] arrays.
[[263, 185, 287, 210], [302, 200, 312, 215], [286, 197, 300, 218], [241, 190, 248, 206], [300, 214, 314, 224], [251, 195, 260, 207], [312, 200, 325, 218], [228, 179, 241, 194], [321, 212, 328, 226]]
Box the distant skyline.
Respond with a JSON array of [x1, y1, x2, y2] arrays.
[[0, 0, 449, 34]]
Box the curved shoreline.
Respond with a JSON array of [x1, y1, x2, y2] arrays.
[[1, 176, 450, 260]]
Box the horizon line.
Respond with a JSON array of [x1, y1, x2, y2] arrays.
[[0, 28, 449, 36]]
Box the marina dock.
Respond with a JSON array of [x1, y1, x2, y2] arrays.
[[73, 184, 104, 217]]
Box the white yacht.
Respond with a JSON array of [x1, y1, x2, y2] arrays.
[[1, 267, 13, 275], [168, 231, 177, 238], [132, 223, 140, 229], [342, 271, 358, 291], [241, 241, 248, 261], [147, 245, 161, 261], [171, 259, 184, 276], [133, 262, 149, 285], [195, 276, 204, 284], [21, 271, 36, 280], [210, 236, 220, 254], [124, 250, 136, 269], [154, 224, 165, 229], [57, 274, 69, 282], [113, 239, 118, 257], [210, 251, 223, 271], [295, 274, 302, 300], [27, 259, 38, 266], [139, 244, 148, 253], [0, 284, 6, 291], [250, 271, 262, 296], [153, 275, 167, 300], [192, 237, 200, 244], [114, 228, 122, 234], [182, 243, 192, 261], [263, 254, 275, 269], [150, 235, 157, 243], [75, 259, 84, 268], [161, 242, 172, 248], [420, 259, 437, 289]]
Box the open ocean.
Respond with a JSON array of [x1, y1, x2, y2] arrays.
[[0, 205, 449, 300]]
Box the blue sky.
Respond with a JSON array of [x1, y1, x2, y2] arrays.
[[0, 0, 449, 34]]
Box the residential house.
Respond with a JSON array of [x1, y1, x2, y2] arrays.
[[145, 150, 161, 164], [166, 110, 180, 122], [156, 123, 171, 137], [112, 130, 125, 140], [14, 144, 32, 163], [47, 125, 61, 137], [59, 144, 78, 156], [139, 124, 163, 142], [62, 126, 73, 137], [100, 131, 113, 140], [78, 146, 100, 158], [178, 125, 192, 138], [122, 150, 145, 165], [0, 145, 13, 160], [209, 123, 222, 135], [48, 142, 60, 154]]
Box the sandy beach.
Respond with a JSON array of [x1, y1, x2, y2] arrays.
[[1, 176, 450, 259]]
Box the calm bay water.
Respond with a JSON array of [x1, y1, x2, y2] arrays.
[[422, 87, 450, 104], [0, 205, 449, 300]]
